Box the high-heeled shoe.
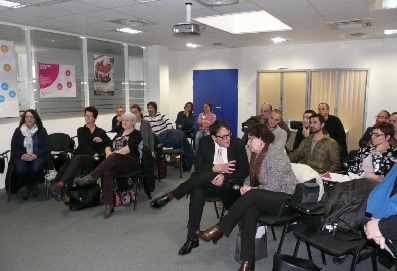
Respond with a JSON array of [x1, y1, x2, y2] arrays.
[[238, 260, 255, 271], [195, 225, 224, 244], [49, 181, 63, 201], [74, 174, 96, 186], [104, 205, 114, 219]]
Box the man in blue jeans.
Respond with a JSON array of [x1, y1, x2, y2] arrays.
[[143, 101, 195, 172]]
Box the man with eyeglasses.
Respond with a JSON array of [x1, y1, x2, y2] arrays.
[[359, 110, 390, 148], [289, 114, 340, 174], [149, 120, 249, 255], [388, 112, 397, 149], [111, 106, 125, 132]]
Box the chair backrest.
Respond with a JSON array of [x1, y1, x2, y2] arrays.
[[48, 133, 72, 152]]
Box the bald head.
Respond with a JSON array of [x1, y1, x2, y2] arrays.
[[259, 103, 272, 121]]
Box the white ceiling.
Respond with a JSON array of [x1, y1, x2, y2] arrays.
[[0, 0, 396, 51]]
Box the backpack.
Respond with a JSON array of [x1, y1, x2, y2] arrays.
[[320, 178, 377, 234]]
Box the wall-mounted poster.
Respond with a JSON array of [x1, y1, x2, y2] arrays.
[[0, 40, 19, 118], [94, 54, 114, 96], [39, 63, 76, 98]]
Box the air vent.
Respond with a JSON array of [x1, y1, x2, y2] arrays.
[[196, 0, 238, 5], [212, 42, 225, 46], [326, 18, 373, 30], [346, 33, 368, 38], [111, 19, 154, 27]]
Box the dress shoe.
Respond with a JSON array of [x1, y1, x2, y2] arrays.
[[22, 187, 31, 200], [32, 184, 39, 197], [195, 225, 224, 244], [150, 193, 172, 209], [238, 260, 255, 271], [178, 239, 199, 255], [104, 205, 114, 219], [74, 174, 96, 186]]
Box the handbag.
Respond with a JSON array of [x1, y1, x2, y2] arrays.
[[114, 189, 135, 207], [69, 183, 101, 211], [235, 225, 268, 263], [291, 179, 319, 204]]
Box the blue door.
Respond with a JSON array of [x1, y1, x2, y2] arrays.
[[193, 69, 238, 136]]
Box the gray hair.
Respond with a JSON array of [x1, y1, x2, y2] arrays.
[[122, 112, 136, 125]]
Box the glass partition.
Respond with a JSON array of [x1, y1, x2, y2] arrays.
[[128, 45, 144, 109], [31, 30, 84, 118], [0, 24, 27, 123]]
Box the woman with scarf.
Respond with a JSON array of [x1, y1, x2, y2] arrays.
[[195, 123, 298, 271], [11, 109, 49, 200]]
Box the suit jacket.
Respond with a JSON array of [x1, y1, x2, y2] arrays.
[[139, 119, 154, 152], [194, 135, 249, 181]]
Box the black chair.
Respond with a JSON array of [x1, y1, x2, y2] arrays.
[[257, 209, 301, 255], [162, 148, 183, 178], [182, 127, 195, 150], [205, 195, 226, 219], [286, 199, 378, 271], [48, 133, 74, 171]]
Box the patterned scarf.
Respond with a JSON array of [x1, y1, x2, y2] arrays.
[[20, 123, 38, 153]]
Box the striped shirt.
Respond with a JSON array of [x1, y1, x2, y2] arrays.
[[143, 112, 173, 136]]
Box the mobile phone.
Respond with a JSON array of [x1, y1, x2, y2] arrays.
[[384, 239, 397, 259]]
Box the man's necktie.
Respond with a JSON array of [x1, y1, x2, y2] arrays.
[[216, 148, 223, 165]]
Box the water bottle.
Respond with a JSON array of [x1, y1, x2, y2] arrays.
[[286, 117, 291, 128]]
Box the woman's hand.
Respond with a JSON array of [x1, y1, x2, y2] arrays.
[[375, 141, 390, 153], [211, 174, 224, 186], [105, 147, 112, 158], [362, 172, 384, 182], [177, 124, 182, 129], [93, 137, 102, 143], [22, 153, 37, 161], [240, 185, 251, 195]]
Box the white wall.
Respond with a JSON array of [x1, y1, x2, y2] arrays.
[[169, 38, 397, 136]]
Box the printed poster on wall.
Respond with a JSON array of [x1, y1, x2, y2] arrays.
[[94, 54, 114, 96], [39, 63, 76, 98], [0, 40, 19, 118]]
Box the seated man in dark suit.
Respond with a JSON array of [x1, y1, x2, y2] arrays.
[[150, 120, 249, 255]]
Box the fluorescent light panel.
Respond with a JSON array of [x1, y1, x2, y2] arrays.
[[116, 28, 142, 34], [384, 29, 397, 35], [194, 10, 292, 34], [383, 0, 397, 9], [0, 0, 26, 8], [186, 43, 201, 48], [271, 37, 287, 43]]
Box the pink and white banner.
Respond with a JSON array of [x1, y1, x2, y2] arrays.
[[0, 40, 19, 118], [94, 54, 114, 96], [39, 63, 76, 98]]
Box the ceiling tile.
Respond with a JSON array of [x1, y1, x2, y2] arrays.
[[81, 10, 130, 21], [48, 0, 104, 13], [55, 14, 103, 25]]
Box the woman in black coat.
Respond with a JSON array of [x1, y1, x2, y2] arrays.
[[11, 109, 49, 200]]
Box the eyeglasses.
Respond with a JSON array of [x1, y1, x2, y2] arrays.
[[214, 133, 231, 140], [25, 116, 35, 119], [389, 120, 397, 124], [376, 115, 387, 119], [370, 132, 386, 137]]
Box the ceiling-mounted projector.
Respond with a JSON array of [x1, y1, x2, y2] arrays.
[[173, 3, 201, 37]]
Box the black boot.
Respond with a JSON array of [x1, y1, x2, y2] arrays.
[[32, 183, 39, 197], [23, 186, 32, 200]]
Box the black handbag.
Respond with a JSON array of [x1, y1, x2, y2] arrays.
[[291, 179, 319, 204], [69, 183, 101, 211]]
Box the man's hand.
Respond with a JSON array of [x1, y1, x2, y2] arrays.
[[212, 160, 236, 174], [240, 185, 251, 195], [211, 174, 224, 186], [366, 218, 386, 249], [302, 127, 310, 137]]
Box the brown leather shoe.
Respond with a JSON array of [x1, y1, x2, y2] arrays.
[[104, 205, 114, 219], [74, 174, 96, 186], [195, 225, 224, 244], [238, 260, 255, 271]]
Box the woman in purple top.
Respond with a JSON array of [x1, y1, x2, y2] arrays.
[[195, 101, 216, 153]]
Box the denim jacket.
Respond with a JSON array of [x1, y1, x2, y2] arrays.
[[348, 144, 397, 176]]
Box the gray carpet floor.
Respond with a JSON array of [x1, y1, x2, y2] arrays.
[[0, 167, 395, 271]]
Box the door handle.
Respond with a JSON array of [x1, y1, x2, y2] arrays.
[[215, 106, 222, 112]]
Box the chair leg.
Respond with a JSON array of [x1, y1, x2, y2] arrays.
[[220, 207, 225, 219], [371, 251, 378, 271], [320, 250, 326, 265], [213, 202, 220, 218], [7, 163, 11, 202], [276, 224, 288, 254], [306, 243, 313, 262], [133, 177, 139, 211], [293, 239, 300, 257], [179, 153, 182, 178], [350, 246, 365, 271], [271, 226, 277, 241]]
